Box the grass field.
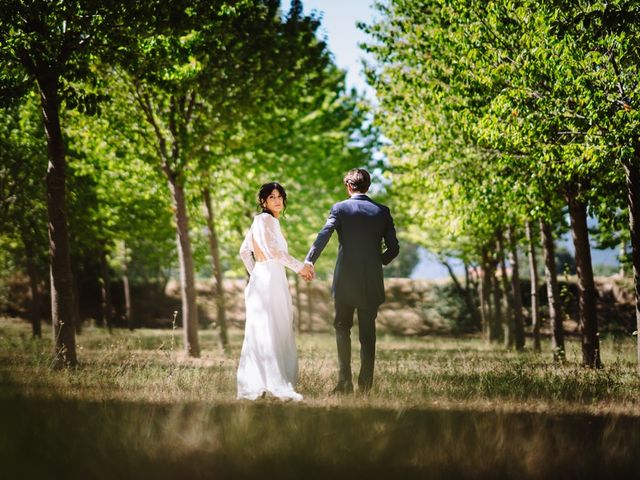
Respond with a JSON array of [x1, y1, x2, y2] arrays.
[[1, 317, 639, 414], [1, 317, 639, 479]]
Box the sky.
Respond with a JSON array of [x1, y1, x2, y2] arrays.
[[285, 0, 377, 98], [285, 1, 619, 278]]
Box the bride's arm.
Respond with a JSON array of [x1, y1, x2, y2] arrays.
[[239, 229, 255, 274], [258, 215, 304, 273]]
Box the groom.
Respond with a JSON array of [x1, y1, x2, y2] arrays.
[[304, 168, 399, 394]]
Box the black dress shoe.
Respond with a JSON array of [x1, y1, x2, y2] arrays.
[[331, 381, 354, 395]]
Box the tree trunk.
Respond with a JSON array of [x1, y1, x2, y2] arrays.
[[496, 231, 514, 348], [123, 270, 132, 330], [120, 240, 133, 329], [621, 154, 640, 370], [525, 221, 541, 353], [38, 74, 77, 367], [507, 226, 525, 351], [99, 244, 113, 333], [480, 248, 493, 341], [442, 259, 481, 329], [122, 270, 134, 330], [23, 235, 42, 338], [203, 187, 228, 350], [490, 261, 503, 343], [540, 219, 565, 361], [567, 193, 601, 368], [464, 262, 482, 330], [168, 178, 200, 358]]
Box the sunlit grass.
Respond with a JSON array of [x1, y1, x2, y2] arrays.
[[1, 316, 639, 415], [2, 317, 639, 479]]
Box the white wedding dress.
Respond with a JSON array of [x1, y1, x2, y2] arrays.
[[237, 212, 304, 401]]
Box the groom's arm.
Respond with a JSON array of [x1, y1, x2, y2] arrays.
[[381, 208, 400, 265], [305, 205, 339, 264]]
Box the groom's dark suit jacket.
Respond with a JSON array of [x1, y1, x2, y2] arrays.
[[305, 194, 399, 308]]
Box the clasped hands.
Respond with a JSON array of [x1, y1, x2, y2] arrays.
[[299, 263, 315, 282]]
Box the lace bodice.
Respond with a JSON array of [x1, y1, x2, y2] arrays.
[[239, 213, 304, 274]]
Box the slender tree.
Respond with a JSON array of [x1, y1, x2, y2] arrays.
[[507, 226, 525, 351], [540, 219, 565, 360], [203, 186, 228, 349], [362, 0, 629, 367], [526, 221, 541, 352], [0, 0, 165, 366], [0, 99, 48, 338], [111, 1, 333, 356], [541, 0, 640, 368]]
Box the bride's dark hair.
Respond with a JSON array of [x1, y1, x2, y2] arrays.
[[257, 182, 287, 216]]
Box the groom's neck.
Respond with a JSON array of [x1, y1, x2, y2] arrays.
[[347, 188, 367, 197]]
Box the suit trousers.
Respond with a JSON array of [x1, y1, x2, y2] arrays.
[[334, 300, 378, 390]]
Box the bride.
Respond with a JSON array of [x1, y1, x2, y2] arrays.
[[237, 182, 313, 401]]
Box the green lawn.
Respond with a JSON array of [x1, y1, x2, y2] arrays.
[[1, 316, 639, 415], [2, 317, 639, 479]]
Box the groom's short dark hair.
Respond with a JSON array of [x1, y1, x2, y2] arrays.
[[344, 168, 371, 193]]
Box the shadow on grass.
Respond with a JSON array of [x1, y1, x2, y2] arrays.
[[1, 396, 638, 480]]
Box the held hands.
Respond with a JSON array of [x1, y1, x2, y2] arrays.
[[299, 263, 315, 282]]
